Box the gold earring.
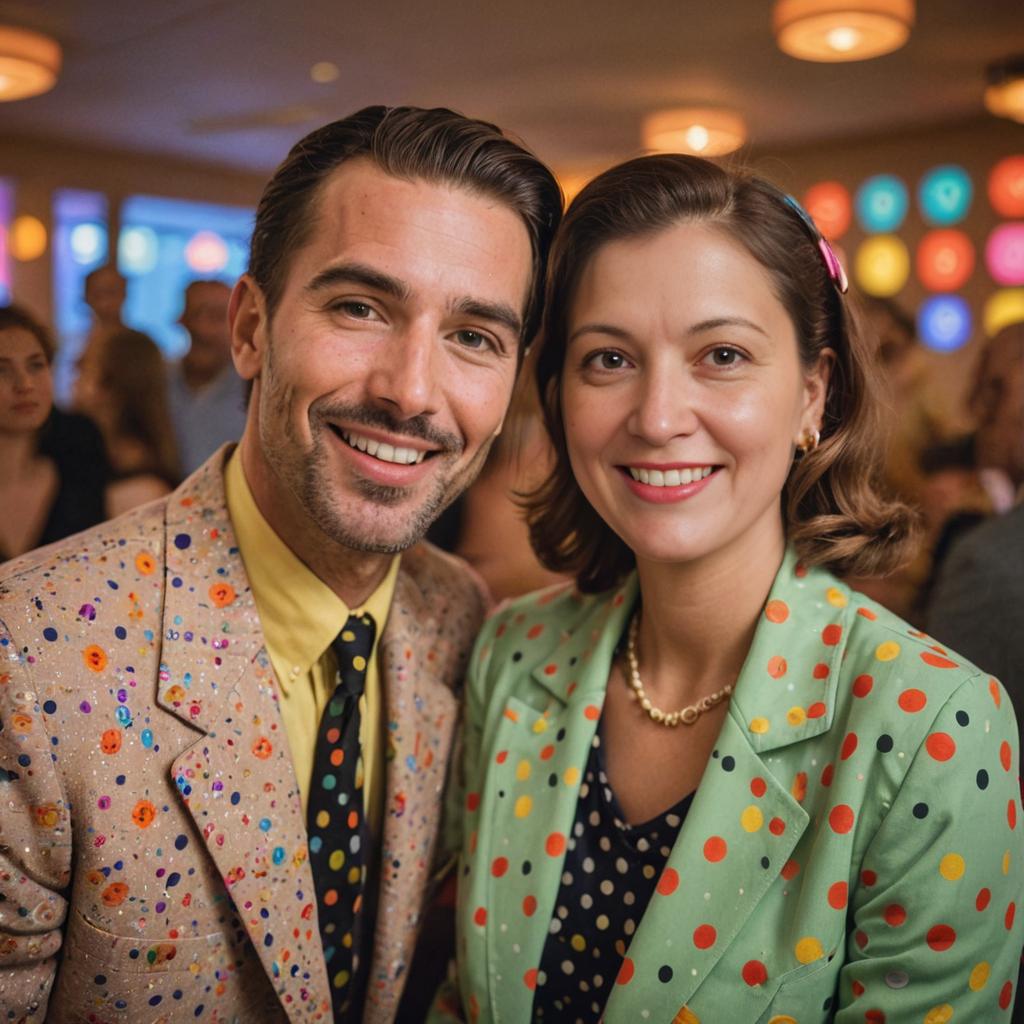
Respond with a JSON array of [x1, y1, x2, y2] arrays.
[[798, 428, 821, 454]]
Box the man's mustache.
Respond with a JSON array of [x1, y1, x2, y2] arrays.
[[313, 400, 463, 455]]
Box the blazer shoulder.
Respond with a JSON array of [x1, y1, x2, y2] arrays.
[[401, 541, 490, 622]]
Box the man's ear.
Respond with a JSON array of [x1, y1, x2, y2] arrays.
[[799, 346, 835, 440], [229, 274, 268, 383]]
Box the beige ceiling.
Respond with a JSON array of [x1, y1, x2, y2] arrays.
[[2, 0, 1024, 176]]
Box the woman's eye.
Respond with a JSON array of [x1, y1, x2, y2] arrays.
[[591, 351, 627, 370], [708, 347, 742, 367]]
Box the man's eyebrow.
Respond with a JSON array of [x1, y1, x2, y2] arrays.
[[306, 262, 411, 301], [453, 297, 522, 338]]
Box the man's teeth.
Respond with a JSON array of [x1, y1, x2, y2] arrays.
[[340, 429, 426, 465], [628, 466, 714, 486]]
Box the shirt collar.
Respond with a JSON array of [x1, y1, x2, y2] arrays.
[[223, 448, 400, 685]]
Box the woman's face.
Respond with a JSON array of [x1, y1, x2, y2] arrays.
[[72, 342, 106, 422], [562, 221, 830, 573], [0, 327, 53, 437]]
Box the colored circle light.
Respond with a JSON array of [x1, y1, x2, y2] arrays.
[[10, 215, 47, 261], [918, 165, 972, 226], [917, 295, 972, 352], [855, 174, 908, 233], [985, 223, 1024, 286], [184, 230, 229, 273], [803, 181, 851, 239], [118, 226, 160, 276], [69, 222, 107, 266], [854, 235, 909, 297], [989, 155, 1024, 218], [983, 289, 1024, 336], [917, 230, 974, 292]]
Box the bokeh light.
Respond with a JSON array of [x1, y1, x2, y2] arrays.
[[984, 223, 1024, 286], [118, 226, 160, 276], [918, 165, 973, 226], [803, 181, 852, 239], [184, 230, 229, 273], [988, 155, 1024, 218], [983, 289, 1024, 336], [917, 295, 972, 352], [854, 234, 910, 296], [10, 215, 47, 261], [916, 229, 974, 292], [69, 222, 107, 266], [855, 174, 908, 233]]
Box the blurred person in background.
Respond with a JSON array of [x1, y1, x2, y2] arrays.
[[0, 304, 109, 561], [84, 263, 127, 338], [73, 325, 179, 515], [169, 278, 248, 474]]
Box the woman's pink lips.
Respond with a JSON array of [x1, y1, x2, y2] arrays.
[[618, 465, 718, 504]]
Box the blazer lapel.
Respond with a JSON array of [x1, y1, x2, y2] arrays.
[[157, 454, 331, 1023]]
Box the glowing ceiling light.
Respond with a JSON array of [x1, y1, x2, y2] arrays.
[[310, 61, 339, 84], [643, 108, 746, 158], [10, 215, 46, 261], [773, 0, 914, 63], [0, 24, 61, 101], [985, 56, 1024, 124]]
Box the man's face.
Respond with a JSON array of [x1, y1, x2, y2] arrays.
[[181, 282, 232, 368], [233, 158, 533, 554], [85, 268, 126, 326]]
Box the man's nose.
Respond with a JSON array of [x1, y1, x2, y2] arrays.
[[366, 320, 442, 421]]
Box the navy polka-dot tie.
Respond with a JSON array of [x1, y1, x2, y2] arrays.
[[307, 612, 375, 1021]]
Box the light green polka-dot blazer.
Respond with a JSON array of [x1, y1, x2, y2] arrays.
[[432, 549, 1024, 1023]]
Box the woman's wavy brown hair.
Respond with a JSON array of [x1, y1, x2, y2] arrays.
[[525, 154, 916, 594]]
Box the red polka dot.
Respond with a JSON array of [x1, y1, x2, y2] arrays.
[[865, 1011, 886, 1023], [813, 662, 829, 679], [703, 836, 727, 862], [1001, 741, 1013, 772], [861, 869, 877, 886], [807, 701, 827, 718], [496, 750, 508, 764], [822, 624, 842, 646], [897, 688, 927, 713], [543, 664, 557, 676], [539, 745, 555, 761], [792, 771, 808, 801], [840, 732, 858, 760], [852, 979, 866, 996], [852, 674, 874, 698], [584, 705, 600, 720], [742, 959, 768, 986], [884, 904, 906, 926], [765, 600, 789, 623], [857, 606, 877, 620], [990, 679, 1003, 708], [855, 930, 869, 950], [750, 777, 767, 798], [656, 867, 680, 896], [977, 887, 992, 911], [921, 651, 958, 669], [523, 895, 537, 916], [473, 906, 487, 926], [795, 563, 808, 577], [1006, 902, 1016, 930], [820, 763, 834, 787], [693, 924, 717, 949], [466, 792, 480, 812], [1009, 800, 1018, 830], [926, 924, 956, 951], [767, 655, 788, 679], [782, 859, 800, 880], [495, 623, 507, 638], [828, 881, 848, 909], [829, 805, 855, 834], [491, 857, 508, 877], [926, 733, 956, 761], [1000, 981, 1014, 1010], [616, 957, 635, 985], [524, 968, 538, 990], [545, 833, 566, 856], [527, 624, 544, 639], [769, 817, 786, 836]]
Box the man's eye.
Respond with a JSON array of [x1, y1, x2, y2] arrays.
[[335, 301, 374, 319], [455, 330, 489, 350]]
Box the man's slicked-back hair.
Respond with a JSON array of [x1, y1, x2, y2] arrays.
[[248, 105, 563, 344]]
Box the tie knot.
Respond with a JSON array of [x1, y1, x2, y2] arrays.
[[330, 612, 376, 699]]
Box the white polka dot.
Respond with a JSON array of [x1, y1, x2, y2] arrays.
[[624, 891, 635, 905], [600, 880, 614, 895], [573, 822, 584, 837], [624, 919, 636, 935], [594, 975, 605, 987], [582, 857, 595, 873], [562, 871, 574, 885], [636, 837, 650, 852], [580, 893, 593, 909], [561, 960, 575, 975], [549, 918, 562, 934], [557, 904, 569, 919], [596, 914, 610, 930], [615, 857, 628, 874], [588, 810, 600, 826], [599, 837, 611, 852]]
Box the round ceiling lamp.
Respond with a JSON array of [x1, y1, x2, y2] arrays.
[[0, 25, 61, 101], [985, 56, 1024, 124], [643, 108, 746, 158], [773, 0, 914, 63]]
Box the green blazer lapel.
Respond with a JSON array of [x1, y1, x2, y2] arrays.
[[473, 578, 636, 1022]]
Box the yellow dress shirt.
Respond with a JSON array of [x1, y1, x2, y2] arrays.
[[224, 450, 399, 834]]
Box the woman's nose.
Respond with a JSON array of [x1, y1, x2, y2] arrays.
[[627, 369, 699, 446]]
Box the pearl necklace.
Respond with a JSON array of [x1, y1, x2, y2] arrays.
[[625, 612, 733, 727]]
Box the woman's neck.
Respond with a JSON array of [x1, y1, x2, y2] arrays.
[[0, 432, 42, 481], [631, 522, 786, 706]]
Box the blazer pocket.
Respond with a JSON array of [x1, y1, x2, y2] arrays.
[[755, 951, 839, 1024]]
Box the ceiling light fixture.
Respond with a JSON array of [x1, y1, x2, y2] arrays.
[[773, 0, 914, 63], [643, 108, 746, 158], [0, 24, 61, 101], [985, 56, 1024, 124]]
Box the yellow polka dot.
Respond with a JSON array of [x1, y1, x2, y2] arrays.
[[787, 706, 807, 727], [939, 853, 965, 880], [341, 630, 355, 642], [749, 716, 770, 735], [563, 766, 580, 786], [875, 641, 901, 661], [532, 717, 549, 734], [826, 587, 848, 608], [347, 866, 360, 884], [514, 795, 533, 818], [767, 1017, 798, 1024], [333, 969, 350, 988], [352, 655, 367, 672], [329, 850, 345, 871], [316, 810, 330, 828], [673, 1009, 700, 1024], [341, 932, 353, 948], [795, 936, 824, 964], [924, 1005, 954, 1024], [1003, 849, 1012, 875], [969, 961, 991, 991], [642, 864, 656, 879], [516, 759, 531, 781], [740, 805, 764, 832], [570, 934, 586, 952]]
